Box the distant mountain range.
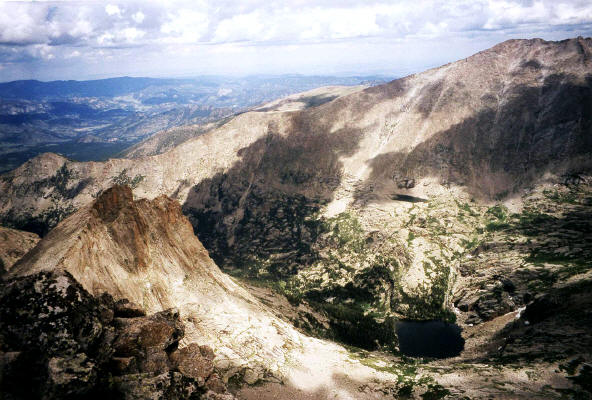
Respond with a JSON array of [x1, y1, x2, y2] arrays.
[[0, 74, 391, 172]]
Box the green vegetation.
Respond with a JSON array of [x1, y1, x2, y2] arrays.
[[111, 169, 145, 189], [301, 213, 403, 349], [543, 188, 579, 204], [421, 384, 451, 400], [51, 163, 74, 194], [460, 237, 479, 251], [526, 252, 587, 267], [485, 220, 510, 231], [228, 211, 409, 350], [1, 202, 76, 237], [486, 204, 508, 220], [348, 350, 450, 399], [485, 204, 510, 231], [317, 212, 367, 256], [515, 211, 556, 236], [524, 251, 590, 284], [407, 231, 416, 245], [455, 200, 478, 217]]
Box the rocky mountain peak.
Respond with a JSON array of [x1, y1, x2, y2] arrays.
[[92, 184, 135, 223], [6, 183, 423, 396], [4, 185, 305, 383]]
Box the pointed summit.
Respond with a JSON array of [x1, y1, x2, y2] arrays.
[[92, 185, 135, 223]]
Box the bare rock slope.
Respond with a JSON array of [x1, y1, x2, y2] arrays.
[[0, 226, 39, 273], [8, 185, 297, 380], [2, 38, 590, 233], [123, 85, 366, 159]]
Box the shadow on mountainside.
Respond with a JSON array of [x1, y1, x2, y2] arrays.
[[255, 94, 339, 112], [180, 73, 435, 272], [455, 278, 592, 399], [181, 98, 413, 352], [181, 73, 592, 353], [184, 73, 592, 272], [182, 105, 369, 273], [355, 74, 592, 202], [458, 185, 592, 321]]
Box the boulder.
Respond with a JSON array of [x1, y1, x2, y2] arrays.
[[112, 372, 202, 400], [170, 343, 215, 385], [112, 309, 184, 357], [45, 354, 97, 398]]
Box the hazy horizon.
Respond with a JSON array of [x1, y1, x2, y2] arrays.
[[0, 72, 396, 84], [1, 1, 592, 82]]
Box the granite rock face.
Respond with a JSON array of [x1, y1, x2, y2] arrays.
[[1, 186, 418, 400]]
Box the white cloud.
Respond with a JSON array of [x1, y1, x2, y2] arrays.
[[161, 9, 209, 43], [3, 1, 592, 49], [30, 44, 55, 61], [121, 27, 145, 42], [213, 11, 265, 42], [105, 4, 122, 18], [69, 19, 93, 38], [96, 27, 145, 46], [0, 0, 591, 80], [132, 11, 145, 24], [0, 3, 48, 45], [97, 32, 115, 46], [66, 50, 81, 58]]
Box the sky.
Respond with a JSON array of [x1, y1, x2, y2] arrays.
[[0, 0, 591, 82]]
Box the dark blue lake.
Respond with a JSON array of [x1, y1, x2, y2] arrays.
[[395, 320, 464, 358]]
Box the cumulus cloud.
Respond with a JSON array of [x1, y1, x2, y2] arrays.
[[0, 3, 50, 46], [160, 9, 209, 43], [0, 0, 591, 80], [105, 4, 122, 18], [132, 11, 145, 24]]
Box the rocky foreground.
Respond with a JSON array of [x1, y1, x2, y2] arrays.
[[0, 271, 233, 399]]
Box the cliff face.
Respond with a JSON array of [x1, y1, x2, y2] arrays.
[[10, 185, 218, 311], [8, 186, 284, 378]]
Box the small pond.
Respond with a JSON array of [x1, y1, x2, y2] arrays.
[[395, 320, 464, 358]]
